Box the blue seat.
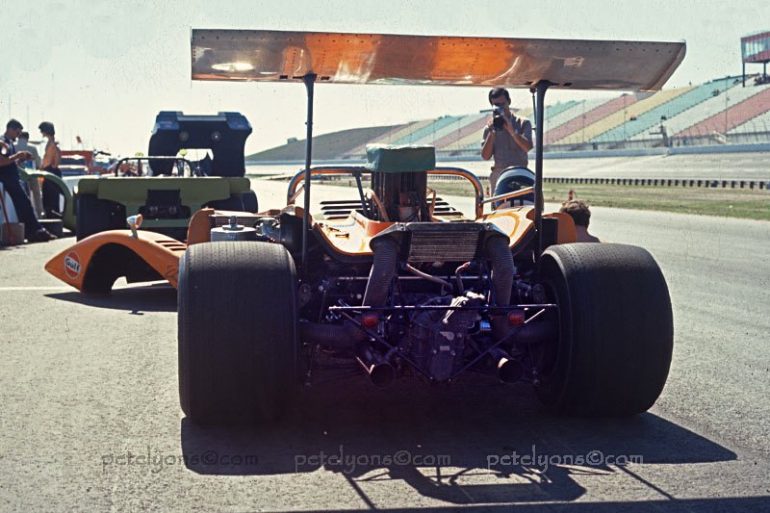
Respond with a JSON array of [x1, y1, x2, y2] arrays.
[[494, 167, 535, 208]]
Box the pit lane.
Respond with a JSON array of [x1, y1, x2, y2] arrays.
[[1, 179, 769, 512]]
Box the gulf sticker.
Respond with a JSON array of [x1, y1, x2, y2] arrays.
[[64, 252, 81, 280]]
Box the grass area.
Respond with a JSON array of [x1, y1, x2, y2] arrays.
[[319, 177, 770, 221], [541, 183, 770, 221]]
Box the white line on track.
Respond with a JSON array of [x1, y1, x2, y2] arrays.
[[0, 286, 73, 291], [0, 281, 172, 292]]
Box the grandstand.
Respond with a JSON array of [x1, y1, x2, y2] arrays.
[[676, 85, 770, 142], [544, 93, 647, 146], [595, 77, 735, 145], [249, 124, 400, 162], [730, 108, 770, 141], [635, 80, 767, 146], [556, 86, 691, 147], [404, 113, 486, 147], [247, 75, 770, 162], [542, 98, 608, 132]]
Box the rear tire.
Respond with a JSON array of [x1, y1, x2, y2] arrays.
[[241, 190, 258, 213], [75, 194, 124, 240], [178, 241, 298, 425], [205, 194, 243, 211], [536, 243, 673, 416]]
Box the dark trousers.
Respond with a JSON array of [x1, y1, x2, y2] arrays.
[[0, 168, 42, 236], [42, 166, 62, 216]]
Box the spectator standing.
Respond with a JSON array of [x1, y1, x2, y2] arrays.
[[15, 131, 41, 170], [39, 121, 62, 217]]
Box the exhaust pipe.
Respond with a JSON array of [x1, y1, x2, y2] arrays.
[[485, 235, 516, 341], [363, 237, 399, 307], [299, 322, 366, 349], [489, 347, 524, 383], [356, 345, 395, 387]]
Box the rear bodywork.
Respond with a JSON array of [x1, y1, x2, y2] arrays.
[[148, 111, 251, 177], [71, 111, 256, 240], [74, 174, 251, 238]]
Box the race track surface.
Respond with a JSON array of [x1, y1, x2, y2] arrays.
[[1, 181, 769, 512]]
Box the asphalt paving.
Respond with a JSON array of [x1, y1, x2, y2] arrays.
[[1, 180, 769, 512]]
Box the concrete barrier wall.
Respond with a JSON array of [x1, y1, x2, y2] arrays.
[[346, 173, 770, 191]]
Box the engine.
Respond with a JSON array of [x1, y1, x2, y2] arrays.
[[298, 145, 520, 386], [400, 293, 484, 381], [367, 144, 434, 222]]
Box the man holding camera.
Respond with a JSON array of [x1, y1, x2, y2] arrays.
[[481, 87, 533, 194]]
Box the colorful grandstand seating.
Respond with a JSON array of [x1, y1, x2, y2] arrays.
[[729, 107, 770, 134], [444, 125, 487, 152], [391, 115, 464, 146], [249, 76, 770, 162], [586, 86, 693, 143], [597, 78, 734, 143], [544, 94, 644, 145], [543, 98, 608, 133], [557, 87, 690, 145], [544, 100, 580, 120], [344, 120, 424, 156], [405, 113, 486, 147], [434, 114, 489, 149], [677, 84, 770, 138], [631, 80, 751, 141]]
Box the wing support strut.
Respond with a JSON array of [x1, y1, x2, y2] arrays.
[[531, 80, 551, 262], [301, 73, 317, 275]]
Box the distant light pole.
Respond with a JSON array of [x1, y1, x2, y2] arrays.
[[724, 77, 729, 141], [623, 96, 628, 147]]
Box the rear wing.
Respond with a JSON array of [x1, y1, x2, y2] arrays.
[[191, 30, 685, 92]]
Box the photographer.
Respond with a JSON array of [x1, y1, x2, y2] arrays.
[[481, 87, 533, 194]]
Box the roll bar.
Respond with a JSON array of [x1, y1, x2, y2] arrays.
[[286, 166, 485, 219]]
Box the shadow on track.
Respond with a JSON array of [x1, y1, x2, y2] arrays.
[[46, 284, 176, 313], [179, 373, 747, 510]]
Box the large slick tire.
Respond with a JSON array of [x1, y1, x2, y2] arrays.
[[536, 243, 673, 416], [241, 190, 258, 213], [178, 241, 298, 425], [75, 194, 122, 240]]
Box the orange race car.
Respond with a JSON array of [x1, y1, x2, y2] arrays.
[[46, 30, 682, 425]]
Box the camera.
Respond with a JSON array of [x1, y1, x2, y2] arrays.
[[492, 106, 505, 131]]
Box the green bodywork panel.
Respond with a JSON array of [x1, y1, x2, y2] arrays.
[[21, 170, 75, 231], [75, 176, 252, 229]]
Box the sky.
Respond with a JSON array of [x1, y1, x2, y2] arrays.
[[1, 0, 767, 156]]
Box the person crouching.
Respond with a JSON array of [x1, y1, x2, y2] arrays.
[[560, 199, 600, 242]]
